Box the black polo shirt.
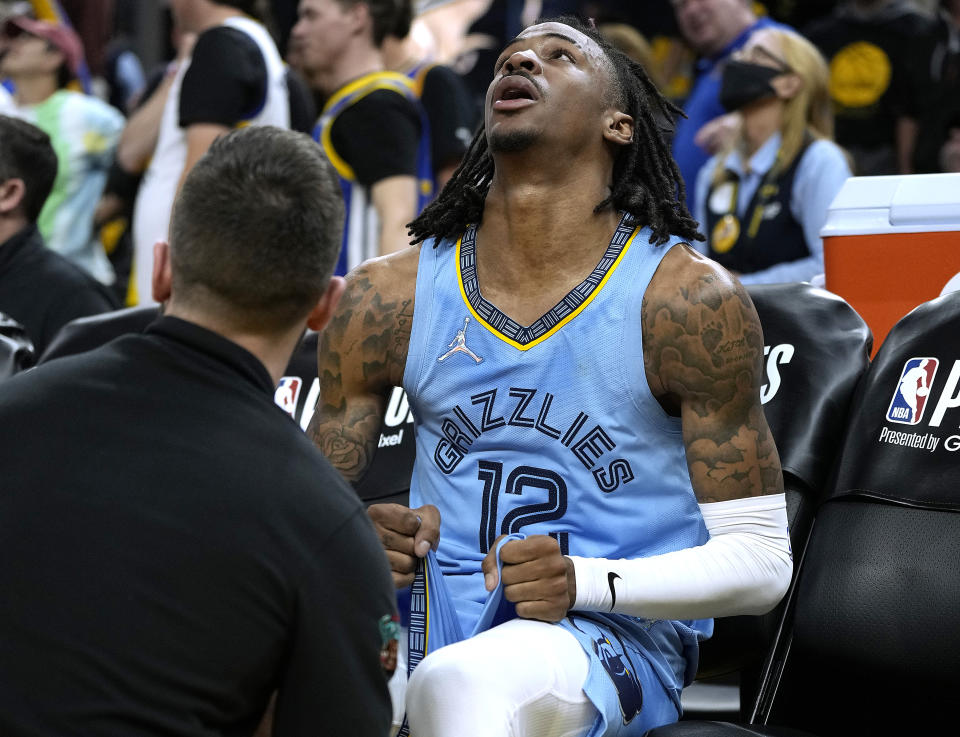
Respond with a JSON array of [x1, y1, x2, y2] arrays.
[[0, 225, 118, 354], [0, 316, 395, 737]]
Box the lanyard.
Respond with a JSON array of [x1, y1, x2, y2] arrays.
[[710, 149, 785, 254]]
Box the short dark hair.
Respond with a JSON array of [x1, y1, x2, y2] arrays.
[[0, 115, 58, 222], [338, 0, 400, 46], [409, 15, 702, 247], [389, 0, 413, 40], [169, 126, 344, 330]]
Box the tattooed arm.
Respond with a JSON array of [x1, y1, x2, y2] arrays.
[[564, 246, 792, 620], [307, 248, 440, 588], [307, 250, 417, 482], [642, 245, 783, 502]]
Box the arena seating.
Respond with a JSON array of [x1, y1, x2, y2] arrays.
[[648, 290, 960, 737], [0, 312, 35, 378], [38, 305, 159, 363]]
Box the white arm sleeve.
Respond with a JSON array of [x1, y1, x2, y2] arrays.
[[569, 493, 793, 620]]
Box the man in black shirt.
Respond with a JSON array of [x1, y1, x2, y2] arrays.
[[131, 0, 293, 305], [0, 116, 117, 355], [381, 0, 477, 190], [290, 0, 427, 274], [0, 126, 396, 737]]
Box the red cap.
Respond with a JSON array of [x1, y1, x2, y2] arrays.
[[3, 16, 84, 78]]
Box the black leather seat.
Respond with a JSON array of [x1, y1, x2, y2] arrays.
[[0, 312, 35, 379], [687, 284, 872, 718], [649, 289, 960, 737], [38, 305, 160, 363]]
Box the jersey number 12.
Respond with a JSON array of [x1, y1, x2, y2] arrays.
[[478, 461, 569, 554]]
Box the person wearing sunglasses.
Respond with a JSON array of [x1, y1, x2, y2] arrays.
[[693, 28, 851, 285]]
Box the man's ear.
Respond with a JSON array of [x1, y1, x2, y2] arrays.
[[603, 111, 634, 147], [772, 72, 803, 100], [151, 241, 173, 303], [346, 0, 370, 38], [0, 178, 26, 216], [306, 276, 347, 333]]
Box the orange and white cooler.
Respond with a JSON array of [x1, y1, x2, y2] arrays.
[[821, 173, 960, 355]]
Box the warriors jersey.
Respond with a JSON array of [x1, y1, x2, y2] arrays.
[[403, 216, 712, 713], [314, 71, 433, 276]]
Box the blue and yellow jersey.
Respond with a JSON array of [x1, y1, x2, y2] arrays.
[[314, 71, 433, 275]]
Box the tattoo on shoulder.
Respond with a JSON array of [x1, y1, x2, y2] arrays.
[[643, 272, 782, 501], [307, 272, 414, 482]]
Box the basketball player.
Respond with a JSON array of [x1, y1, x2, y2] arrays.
[[308, 17, 793, 736]]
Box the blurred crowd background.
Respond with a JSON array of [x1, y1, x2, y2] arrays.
[[2, 0, 959, 358]]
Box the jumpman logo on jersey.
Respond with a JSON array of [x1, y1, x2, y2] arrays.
[[438, 317, 483, 364]]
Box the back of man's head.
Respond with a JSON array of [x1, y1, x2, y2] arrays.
[[387, 0, 412, 41], [0, 115, 58, 223], [169, 126, 344, 332]]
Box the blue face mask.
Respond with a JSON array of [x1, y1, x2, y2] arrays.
[[719, 60, 782, 112]]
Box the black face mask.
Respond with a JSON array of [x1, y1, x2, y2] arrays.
[[719, 60, 782, 112]]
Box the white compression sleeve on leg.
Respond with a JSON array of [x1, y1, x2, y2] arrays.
[[569, 493, 792, 620]]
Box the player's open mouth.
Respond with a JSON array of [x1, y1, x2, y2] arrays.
[[492, 75, 540, 111]]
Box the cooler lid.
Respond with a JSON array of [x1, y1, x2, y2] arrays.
[[821, 173, 960, 236]]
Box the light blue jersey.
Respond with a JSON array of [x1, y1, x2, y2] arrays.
[[403, 216, 712, 730]]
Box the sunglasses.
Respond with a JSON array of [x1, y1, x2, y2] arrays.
[[734, 44, 793, 74]]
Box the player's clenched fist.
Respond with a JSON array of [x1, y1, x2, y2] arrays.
[[367, 503, 440, 588], [482, 535, 576, 623]]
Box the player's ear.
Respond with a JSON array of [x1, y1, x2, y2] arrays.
[[306, 276, 347, 333], [603, 111, 633, 147], [151, 241, 173, 303]]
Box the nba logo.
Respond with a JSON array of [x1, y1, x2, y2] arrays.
[[274, 377, 302, 417], [886, 358, 939, 425]]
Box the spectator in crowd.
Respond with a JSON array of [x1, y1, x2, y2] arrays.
[[381, 0, 476, 190], [695, 27, 851, 285], [102, 0, 148, 116], [804, 0, 932, 175], [0, 125, 396, 737], [0, 116, 117, 354], [899, 0, 960, 173], [598, 21, 669, 92], [671, 0, 787, 214], [131, 0, 290, 305], [0, 15, 124, 285], [290, 0, 430, 274]]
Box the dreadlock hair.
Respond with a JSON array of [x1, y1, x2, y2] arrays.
[[407, 15, 703, 247]]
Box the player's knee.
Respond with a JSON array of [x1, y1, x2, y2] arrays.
[[406, 642, 514, 737], [407, 641, 494, 706]]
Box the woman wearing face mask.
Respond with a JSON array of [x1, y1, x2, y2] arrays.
[[693, 28, 851, 284]]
